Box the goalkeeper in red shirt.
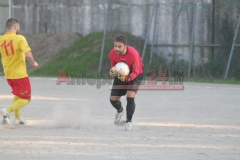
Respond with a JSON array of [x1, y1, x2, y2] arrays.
[[109, 34, 144, 131]]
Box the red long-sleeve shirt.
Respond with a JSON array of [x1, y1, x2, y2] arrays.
[[109, 46, 144, 82]]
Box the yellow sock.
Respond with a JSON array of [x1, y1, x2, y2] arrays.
[[15, 109, 21, 120], [13, 95, 20, 103], [7, 98, 29, 120], [12, 96, 21, 120]]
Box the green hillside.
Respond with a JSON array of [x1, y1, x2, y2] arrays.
[[30, 31, 151, 78], [29, 31, 240, 84]]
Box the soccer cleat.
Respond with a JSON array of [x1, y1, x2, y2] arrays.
[[125, 122, 132, 131], [114, 107, 125, 124], [1, 108, 10, 125], [14, 119, 25, 125]]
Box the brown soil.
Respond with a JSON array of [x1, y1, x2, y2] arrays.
[[25, 32, 82, 73], [0, 32, 81, 75]]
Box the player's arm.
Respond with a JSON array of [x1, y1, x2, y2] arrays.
[[117, 59, 140, 82], [18, 36, 38, 68], [127, 60, 140, 81], [109, 51, 117, 77], [25, 51, 38, 68]]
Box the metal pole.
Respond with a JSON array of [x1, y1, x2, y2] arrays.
[[98, 0, 110, 73], [211, 0, 215, 60], [188, 4, 196, 78], [224, 15, 240, 80], [150, 2, 158, 65], [187, 4, 191, 79], [8, 0, 12, 18], [142, 0, 157, 61], [192, 4, 197, 77]]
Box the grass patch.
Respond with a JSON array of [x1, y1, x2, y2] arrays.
[[30, 31, 146, 78], [31, 32, 106, 77], [29, 31, 240, 85]]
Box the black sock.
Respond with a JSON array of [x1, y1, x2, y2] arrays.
[[110, 99, 123, 113], [126, 97, 135, 122]]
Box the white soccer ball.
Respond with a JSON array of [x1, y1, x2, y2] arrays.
[[115, 62, 130, 76]]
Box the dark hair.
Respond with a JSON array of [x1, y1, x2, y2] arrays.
[[114, 34, 127, 45], [6, 18, 19, 29]]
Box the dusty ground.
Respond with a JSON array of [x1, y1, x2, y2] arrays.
[[0, 77, 240, 160]]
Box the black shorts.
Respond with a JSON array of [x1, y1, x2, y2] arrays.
[[111, 73, 144, 96]]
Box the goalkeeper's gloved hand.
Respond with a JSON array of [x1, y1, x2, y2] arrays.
[[109, 66, 118, 77], [117, 69, 128, 82]]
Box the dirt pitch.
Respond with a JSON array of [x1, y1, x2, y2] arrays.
[[0, 76, 239, 160]]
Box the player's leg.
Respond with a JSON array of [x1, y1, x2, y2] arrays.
[[13, 95, 19, 102], [125, 91, 136, 122], [7, 98, 29, 125], [13, 97, 29, 125], [0, 81, 16, 124], [6, 98, 29, 114], [15, 77, 31, 124], [13, 95, 29, 120], [15, 109, 20, 120], [1, 97, 29, 125], [124, 91, 136, 130], [124, 73, 143, 130], [110, 96, 122, 111], [12, 95, 24, 124], [1, 77, 31, 125], [13, 95, 20, 120], [110, 96, 125, 124], [110, 77, 127, 124]]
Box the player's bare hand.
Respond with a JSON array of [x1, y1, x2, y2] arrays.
[[33, 61, 38, 68]]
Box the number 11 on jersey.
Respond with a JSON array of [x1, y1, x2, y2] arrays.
[[1, 40, 14, 56]]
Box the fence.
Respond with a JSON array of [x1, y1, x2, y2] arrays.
[[99, 0, 240, 80], [0, 0, 9, 34], [1, 0, 240, 80]]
